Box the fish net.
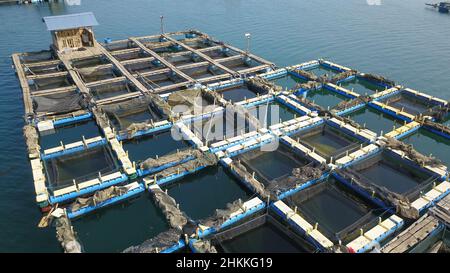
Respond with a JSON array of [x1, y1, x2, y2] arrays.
[[69, 184, 131, 212], [359, 73, 395, 87], [32, 91, 86, 115], [199, 199, 245, 230], [89, 81, 137, 100], [151, 187, 189, 230], [332, 96, 371, 112], [295, 81, 321, 91], [23, 125, 40, 156], [77, 66, 119, 83], [122, 228, 182, 253], [246, 77, 282, 94], [230, 160, 270, 199], [210, 213, 318, 253], [152, 152, 218, 180], [140, 148, 200, 171], [329, 70, 357, 84], [191, 240, 218, 253], [335, 168, 420, 219], [55, 215, 82, 253], [284, 180, 382, 243], [167, 89, 216, 115], [100, 95, 167, 135], [46, 146, 118, 189], [423, 120, 450, 136], [20, 50, 56, 64], [380, 137, 442, 167]]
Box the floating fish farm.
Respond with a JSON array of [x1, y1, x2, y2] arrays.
[[13, 13, 450, 253]]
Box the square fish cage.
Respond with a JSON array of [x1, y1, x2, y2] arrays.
[[209, 213, 318, 253], [290, 122, 366, 162], [344, 149, 441, 200], [212, 82, 269, 104], [88, 80, 140, 101], [375, 89, 448, 120], [71, 55, 110, 69], [38, 118, 102, 150], [23, 61, 65, 76], [42, 143, 122, 197], [231, 142, 320, 196], [31, 89, 86, 118], [282, 177, 388, 244], [28, 75, 74, 92], [300, 87, 351, 110], [100, 96, 168, 139], [77, 66, 122, 84], [111, 49, 150, 62], [123, 129, 192, 175], [19, 50, 57, 64], [399, 128, 450, 167], [247, 100, 302, 128], [137, 71, 189, 92], [289, 61, 344, 83], [339, 76, 389, 96], [123, 59, 167, 75], [218, 56, 264, 74], [72, 194, 170, 252], [271, 74, 306, 92], [187, 108, 256, 145], [162, 165, 252, 220]]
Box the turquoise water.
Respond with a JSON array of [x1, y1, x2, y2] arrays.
[[401, 128, 450, 167], [345, 106, 402, 135], [340, 78, 385, 95], [1, 0, 450, 252]]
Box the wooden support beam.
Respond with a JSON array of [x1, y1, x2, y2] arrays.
[[85, 76, 127, 88], [31, 86, 78, 96], [12, 54, 34, 116], [218, 43, 274, 66], [234, 64, 271, 75], [56, 52, 92, 96], [120, 57, 155, 66], [163, 34, 238, 76], [26, 71, 69, 80], [130, 37, 195, 83], [96, 42, 150, 94], [23, 60, 61, 68]]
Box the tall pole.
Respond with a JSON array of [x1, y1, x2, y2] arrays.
[[160, 15, 164, 35], [245, 33, 251, 55]]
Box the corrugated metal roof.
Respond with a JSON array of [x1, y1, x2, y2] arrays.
[[43, 12, 99, 31]]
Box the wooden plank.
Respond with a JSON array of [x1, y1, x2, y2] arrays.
[[381, 214, 439, 253], [12, 54, 34, 115], [27, 71, 69, 80], [85, 76, 127, 88], [31, 86, 77, 96]]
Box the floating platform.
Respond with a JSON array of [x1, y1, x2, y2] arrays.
[[12, 23, 450, 253]]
